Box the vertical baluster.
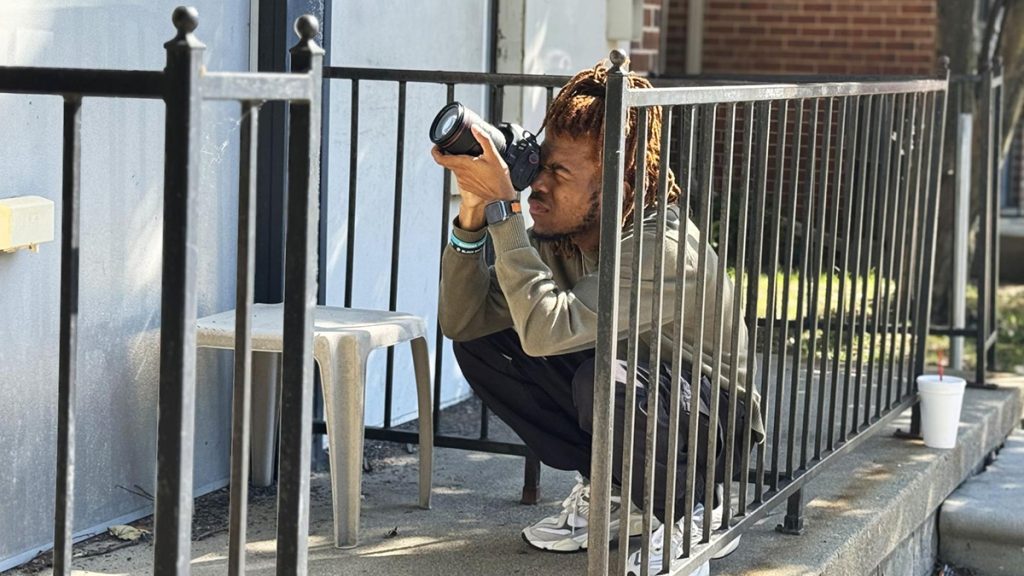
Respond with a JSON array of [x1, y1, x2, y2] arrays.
[[645, 104, 674, 574], [277, 16, 323, 573], [853, 95, 885, 434], [775, 99, 804, 485], [845, 96, 872, 439], [665, 104, 696, 540], [383, 81, 408, 429], [682, 102, 716, 558], [869, 95, 899, 422], [877, 94, 907, 412], [727, 102, 755, 521], [344, 80, 359, 308], [622, 107, 648, 574], [54, 94, 82, 576], [744, 100, 772, 511], [830, 96, 859, 450], [761, 100, 789, 496], [794, 96, 819, 469], [811, 97, 837, 463], [886, 94, 917, 408], [899, 94, 930, 398], [704, 103, 737, 540], [228, 101, 260, 576]]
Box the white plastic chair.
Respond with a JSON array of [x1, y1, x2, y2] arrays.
[[196, 302, 432, 548]]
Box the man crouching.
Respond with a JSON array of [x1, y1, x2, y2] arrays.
[[431, 58, 765, 575]]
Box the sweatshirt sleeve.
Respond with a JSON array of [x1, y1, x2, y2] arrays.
[[485, 212, 690, 358], [437, 221, 514, 341]]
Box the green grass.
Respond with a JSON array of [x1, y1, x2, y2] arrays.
[[730, 270, 1024, 373], [734, 270, 917, 365], [924, 284, 1024, 373]]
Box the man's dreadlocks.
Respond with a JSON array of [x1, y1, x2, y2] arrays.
[[540, 57, 681, 232]]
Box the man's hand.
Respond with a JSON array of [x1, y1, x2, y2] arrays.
[[430, 125, 517, 204]]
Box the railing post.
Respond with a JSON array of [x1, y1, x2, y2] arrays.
[[588, 49, 628, 576], [776, 488, 805, 535], [987, 58, 1003, 373], [276, 14, 323, 575], [975, 60, 994, 388], [910, 57, 950, 437], [154, 7, 204, 575]]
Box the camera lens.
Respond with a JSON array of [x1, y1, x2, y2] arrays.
[[430, 102, 507, 157], [433, 104, 461, 142]]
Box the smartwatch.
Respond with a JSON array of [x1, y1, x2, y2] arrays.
[[484, 199, 521, 226]]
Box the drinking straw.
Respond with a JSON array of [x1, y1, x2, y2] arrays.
[[937, 348, 945, 381]]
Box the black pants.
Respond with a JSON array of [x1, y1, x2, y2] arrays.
[[453, 329, 746, 524]]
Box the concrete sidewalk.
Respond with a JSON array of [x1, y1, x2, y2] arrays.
[[11, 376, 1023, 576]]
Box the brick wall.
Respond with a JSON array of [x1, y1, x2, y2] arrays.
[[664, 0, 938, 76], [630, 0, 666, 74]]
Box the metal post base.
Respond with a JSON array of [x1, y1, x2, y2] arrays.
[[776, 489, 805, 535]]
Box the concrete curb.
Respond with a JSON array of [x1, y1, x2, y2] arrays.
[[713, 379, 1022, 576]]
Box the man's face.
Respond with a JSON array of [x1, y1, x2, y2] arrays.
[[527, 131, 602, 245]]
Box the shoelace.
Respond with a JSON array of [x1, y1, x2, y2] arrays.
[[564, 474, 589, 538]]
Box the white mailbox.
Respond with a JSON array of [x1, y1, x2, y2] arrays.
[[0, 196, 55, 253]]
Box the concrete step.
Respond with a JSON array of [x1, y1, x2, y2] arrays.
[[939, 428, 1024, 575]]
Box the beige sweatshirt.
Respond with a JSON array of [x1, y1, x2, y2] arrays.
[[438, 204, 765, 444]]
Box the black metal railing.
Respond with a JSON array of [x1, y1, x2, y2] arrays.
[[0, 7, 323, 576], [927, 64, 1003, 391], [315, 64, 972, 516], [587, 51, 949, 574]]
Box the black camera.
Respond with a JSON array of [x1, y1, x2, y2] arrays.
[[429, 102, 541, 191]]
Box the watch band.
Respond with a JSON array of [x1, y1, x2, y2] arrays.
[[484, 199, 521, 226]]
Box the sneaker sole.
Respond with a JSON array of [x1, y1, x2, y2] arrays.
[[580, 516, 660, 550], [523, 516, 656, 553], [520, 530, 587, 553], [711, 534, 741, 559]]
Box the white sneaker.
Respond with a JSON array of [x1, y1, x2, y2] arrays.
[[625, 502, 740, 575], [521, 474, 657, 553]]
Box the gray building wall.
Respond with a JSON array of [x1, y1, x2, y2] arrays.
[[0, 1, 250, 569]]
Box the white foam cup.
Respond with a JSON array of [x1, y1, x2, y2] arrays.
[[916, 375, 966, 449]]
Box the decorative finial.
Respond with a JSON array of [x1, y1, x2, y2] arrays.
[[295, 15, 319, 42], [938, 55, 950, 73], [172, 6, 199, 35], [610, 50, 628, 70]]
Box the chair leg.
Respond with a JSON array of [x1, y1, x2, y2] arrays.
[[317, 343, 368, 549], [410, 337, 433, 510], [250, 351, 280, 488], [521, 453, 541, 505]]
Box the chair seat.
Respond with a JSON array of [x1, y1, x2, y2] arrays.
[[196, 303, 426, 353]]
